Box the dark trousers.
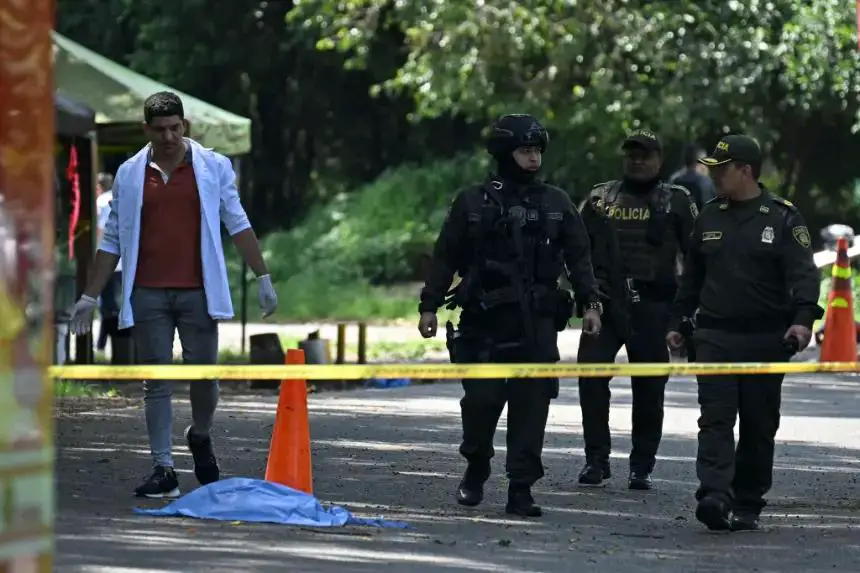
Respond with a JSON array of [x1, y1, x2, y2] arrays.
[[576, 299, 670, 472], [455, 313, 559, 488], [693, 328, 789, 514]]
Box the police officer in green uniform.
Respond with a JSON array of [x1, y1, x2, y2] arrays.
[[666, 134, 823, 532], [417, 114, 603, 517], [576, 129, 699, 490]]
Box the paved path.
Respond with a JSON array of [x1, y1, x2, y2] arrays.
[[55, 372, 860, 572]]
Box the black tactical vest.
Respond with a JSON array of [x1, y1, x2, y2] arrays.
[[458, 178, 565, 310], [589, 180, 677, 282]]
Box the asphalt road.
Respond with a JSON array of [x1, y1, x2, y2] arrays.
[[54, 372, 860, 572]]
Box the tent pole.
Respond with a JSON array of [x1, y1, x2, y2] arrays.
[[233, 157, 248, 358]]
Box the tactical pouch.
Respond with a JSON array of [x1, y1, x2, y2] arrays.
[[554, 289, 575, 331]]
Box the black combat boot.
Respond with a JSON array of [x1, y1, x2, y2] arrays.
[[456, 461, 490, 507], [628, 469, 653, 490], [505, 484, 542, 517], [730, 509, 761, 532], [695, 496, 731, 531], [577, 458, 611, 487]]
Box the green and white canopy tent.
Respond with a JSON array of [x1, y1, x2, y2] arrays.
[[52, 32, 251, 156]]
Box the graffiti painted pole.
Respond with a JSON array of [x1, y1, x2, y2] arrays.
[[0, 0, 57, 571]]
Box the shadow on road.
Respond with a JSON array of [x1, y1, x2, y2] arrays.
[[55, 375, 860, 572]]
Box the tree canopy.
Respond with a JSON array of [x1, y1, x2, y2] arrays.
[[58, 0, 860, 233], [294, 0, 860, 217]]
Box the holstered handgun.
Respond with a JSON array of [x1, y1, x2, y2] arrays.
[[445, 320, 459, 363], [678, 316, 696, 361]]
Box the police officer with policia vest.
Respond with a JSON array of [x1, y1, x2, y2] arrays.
[[666, 134, 822, 532], [417, 114, 603, 517], [576, 129, 699, 490]]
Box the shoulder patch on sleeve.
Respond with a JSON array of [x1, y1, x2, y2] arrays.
[[792, 225, 811, 249]]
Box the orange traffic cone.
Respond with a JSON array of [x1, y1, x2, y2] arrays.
[[264, 348, 313, 493], [820, 237, 858, 361]]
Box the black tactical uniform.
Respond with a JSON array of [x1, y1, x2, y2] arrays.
[[419, 114, 601, 517], [576, 130, 699, 490], [669, 135, 823, 531]]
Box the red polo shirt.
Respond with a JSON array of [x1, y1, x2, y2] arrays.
[[134, 148, 203, 288]]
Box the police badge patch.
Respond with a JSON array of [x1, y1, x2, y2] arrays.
[[792, 226, 811, 249]]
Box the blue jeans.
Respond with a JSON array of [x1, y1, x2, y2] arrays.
[[130, 287, 219, 468]]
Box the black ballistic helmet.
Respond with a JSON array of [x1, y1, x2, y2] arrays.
[[486, 114, 549, 159]]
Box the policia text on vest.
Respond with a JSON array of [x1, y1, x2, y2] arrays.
[[574, 128, 700, 492], [417, 113, 602, 519]]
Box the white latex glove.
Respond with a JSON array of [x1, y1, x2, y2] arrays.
[[69, 295, 98, 335], [257, 274, 278, 318]]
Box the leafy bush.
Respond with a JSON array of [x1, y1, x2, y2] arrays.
[[226, 152, 490, 321]]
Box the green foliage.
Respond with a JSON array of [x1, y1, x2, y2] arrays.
[[54, 381, 119, 398], [227, 153, 490, 320], [294, 0, 860, 127], [293, 0, 860, 229]]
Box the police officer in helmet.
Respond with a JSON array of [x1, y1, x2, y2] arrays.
[[576, 129, 699, 491], [418, 114, 603, 517]]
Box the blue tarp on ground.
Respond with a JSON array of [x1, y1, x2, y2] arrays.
[[363, 378, 410, 389], [134, 477, 409, 528]]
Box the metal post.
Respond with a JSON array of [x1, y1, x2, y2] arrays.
[[0, 1, 56, 569], [232, 157, 249, 358], [357, 322, 367, 364], [336, 323, 346, 364], [240, 262, 248, 357], [73, 134, 96, 364]]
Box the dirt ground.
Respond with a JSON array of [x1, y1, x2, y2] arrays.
[[54, 373, 860, 573]]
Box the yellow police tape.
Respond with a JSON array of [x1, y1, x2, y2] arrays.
[[47, 361, 860, 381]]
